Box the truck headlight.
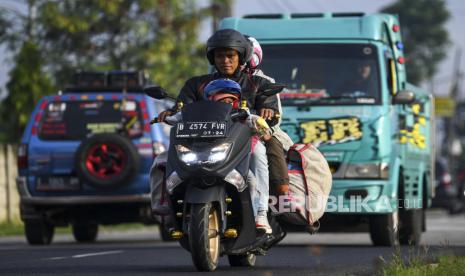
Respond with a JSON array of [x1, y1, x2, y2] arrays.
[[344, 163, 389, 179], [175, 143, 231, 166]]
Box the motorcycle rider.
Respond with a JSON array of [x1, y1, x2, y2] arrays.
[[157, 29, 279, 233]]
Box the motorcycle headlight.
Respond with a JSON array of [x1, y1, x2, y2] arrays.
[[175, 145, 199, 165], [175, 143, 232, 166], [208, 143, 232, 164], [344, 163, 389, 179]]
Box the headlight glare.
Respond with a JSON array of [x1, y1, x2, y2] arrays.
[[174, 143, 231, 166]]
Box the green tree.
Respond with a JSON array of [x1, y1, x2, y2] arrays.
[[0, 0, 232, 142], [36, 0, 208, 94], [0, 0, 54, 142], [381, 0, 450, 85], [0, 42, 54, 142]]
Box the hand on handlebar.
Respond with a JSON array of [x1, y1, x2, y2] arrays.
[[259, 108, 274, 120], [158, 110, 173, 122]]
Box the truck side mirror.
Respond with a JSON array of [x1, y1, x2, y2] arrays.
[[393, 90, 415, 105]]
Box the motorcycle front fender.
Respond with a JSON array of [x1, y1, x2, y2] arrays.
[[184, 184, 227, 231]]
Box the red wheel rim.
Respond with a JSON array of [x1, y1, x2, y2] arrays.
[[85, 143, 126, 179]]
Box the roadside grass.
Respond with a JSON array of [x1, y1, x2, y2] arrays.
[[0, 221, 24, 236], [0, 221, 157, 237], [381, 245, 465, 276]]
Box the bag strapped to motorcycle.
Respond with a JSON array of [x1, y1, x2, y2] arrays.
[[277, 143, 332, 231], [150, 152, 171, 216]]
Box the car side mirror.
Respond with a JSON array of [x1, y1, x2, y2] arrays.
[[261, 83, 286, 97], [393, 90, 415, 105]]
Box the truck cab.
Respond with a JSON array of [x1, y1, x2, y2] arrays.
[[221, 13, 434, 246]]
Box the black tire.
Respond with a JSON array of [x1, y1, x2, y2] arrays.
[[189, 203, 220, 272], [72, 222, 98, 243], [399, 208, 423, 245], [24, 220, 54, 245], [228, 254, 256, 267], [369, 212, 399, 246], [75, 133, 140, 189]]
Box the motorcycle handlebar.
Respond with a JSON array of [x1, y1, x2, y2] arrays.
[[150, 110, 279, 125], [150, 115, 178, 125]]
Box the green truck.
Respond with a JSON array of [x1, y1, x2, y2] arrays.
[[221, 12, 435, 246]]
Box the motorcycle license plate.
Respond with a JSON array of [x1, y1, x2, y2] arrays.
[[176, 121, 227, 138], [36, 177, 80, 191]]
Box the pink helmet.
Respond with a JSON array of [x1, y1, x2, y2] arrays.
[[245, 36, 262, 69]]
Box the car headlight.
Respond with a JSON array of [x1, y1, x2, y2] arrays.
[[344, 163, 389, 179], [175, 143, 231, 166]]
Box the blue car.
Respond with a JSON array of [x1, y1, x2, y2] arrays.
[[16, 71, 170, 245]]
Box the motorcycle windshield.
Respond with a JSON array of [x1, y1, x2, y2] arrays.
[[181, 101, 233, 122]]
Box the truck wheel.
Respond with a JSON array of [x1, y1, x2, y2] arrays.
[[24, 219, 54, 245], [369, 212, 399, 246], [72, 222, 98, 243], [188, 203, 220, 271], [399, 208, 423, 245], [228, 253, 256, 267]]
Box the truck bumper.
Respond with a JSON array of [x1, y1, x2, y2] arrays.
[[325, 179, 401, 214]]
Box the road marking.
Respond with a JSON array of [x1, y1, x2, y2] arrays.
[[72, 250, 123, 258], [45, 250, 123, 261], [48, 257, 68, 260]]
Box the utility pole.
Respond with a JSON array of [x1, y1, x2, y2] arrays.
[[211, 0, 232, 32], [446, 48, 463, 171]]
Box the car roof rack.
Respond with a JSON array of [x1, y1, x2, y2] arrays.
[[63, 70, 149, 93]]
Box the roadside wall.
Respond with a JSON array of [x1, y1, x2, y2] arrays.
[[0, 144, 20, 223]]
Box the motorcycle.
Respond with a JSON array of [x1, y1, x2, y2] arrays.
[[145, 84, 287, 271]]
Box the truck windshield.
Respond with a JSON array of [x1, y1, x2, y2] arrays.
[[260, 44, 381, 106]]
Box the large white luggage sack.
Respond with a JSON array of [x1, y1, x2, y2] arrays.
[[278, 144, 332, 227]]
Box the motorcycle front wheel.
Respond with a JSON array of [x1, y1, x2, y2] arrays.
[[188, 202, 220, 271]]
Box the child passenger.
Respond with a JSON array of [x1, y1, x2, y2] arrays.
[[204, 78, 272, 234]]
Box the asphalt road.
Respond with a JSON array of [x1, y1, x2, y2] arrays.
[[1, 210, 464, 275]]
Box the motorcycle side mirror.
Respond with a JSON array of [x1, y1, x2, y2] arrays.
[[261, 83, 286, 97], [144, 85, 177, 101]]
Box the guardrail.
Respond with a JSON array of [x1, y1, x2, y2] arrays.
[[0, 144, 20, 223]]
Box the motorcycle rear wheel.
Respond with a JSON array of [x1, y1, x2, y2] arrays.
[[189, 203, 220, 271], [228, 253, 256, 267]]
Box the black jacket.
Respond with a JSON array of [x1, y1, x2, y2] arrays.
[[172, 71, 279, 123]]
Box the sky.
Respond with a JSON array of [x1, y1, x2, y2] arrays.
[[1, 0, 464, 98]]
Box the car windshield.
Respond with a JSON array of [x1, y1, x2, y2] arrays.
[[260, 43, 381, 106], [38, 100, 143, 140]]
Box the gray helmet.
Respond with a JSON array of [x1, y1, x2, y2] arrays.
[[206, 29, 252, 65]]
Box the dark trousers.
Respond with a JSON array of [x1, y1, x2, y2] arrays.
[[264, 137, 289, 194]]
